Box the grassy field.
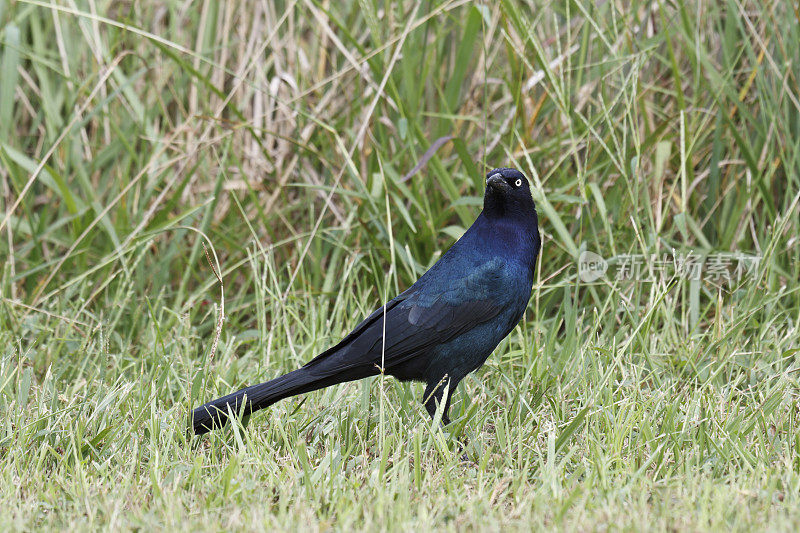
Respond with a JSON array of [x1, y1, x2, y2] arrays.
[[1, 0, 800, 529]]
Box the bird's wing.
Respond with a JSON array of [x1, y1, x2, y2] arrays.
[[303, 259, 508, 377], [302, 293, 409, 364]]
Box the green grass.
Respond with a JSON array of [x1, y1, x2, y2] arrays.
[[1, 0, 800, 529]]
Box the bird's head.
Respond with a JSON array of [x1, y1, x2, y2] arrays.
[[482, 168, 537, 221]]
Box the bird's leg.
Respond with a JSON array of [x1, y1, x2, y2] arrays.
[[423, 378, 475, 462], [423, 377, 454, 425]]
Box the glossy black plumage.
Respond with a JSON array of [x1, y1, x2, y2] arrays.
[[191, 167, 541, 434]]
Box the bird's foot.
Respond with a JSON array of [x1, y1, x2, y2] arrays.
[[453, 433, 476, 464]]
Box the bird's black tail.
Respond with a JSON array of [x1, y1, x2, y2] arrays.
[[190, 365, 373, 435], [191, 368, 314, 434]]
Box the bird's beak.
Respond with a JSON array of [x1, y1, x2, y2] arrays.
[[486, 173, 508, 191]]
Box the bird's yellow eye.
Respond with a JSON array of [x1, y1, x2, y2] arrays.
[[514, 179, 522, 187]]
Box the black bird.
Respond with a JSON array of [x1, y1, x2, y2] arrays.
[[191, 167, 540, 434]]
